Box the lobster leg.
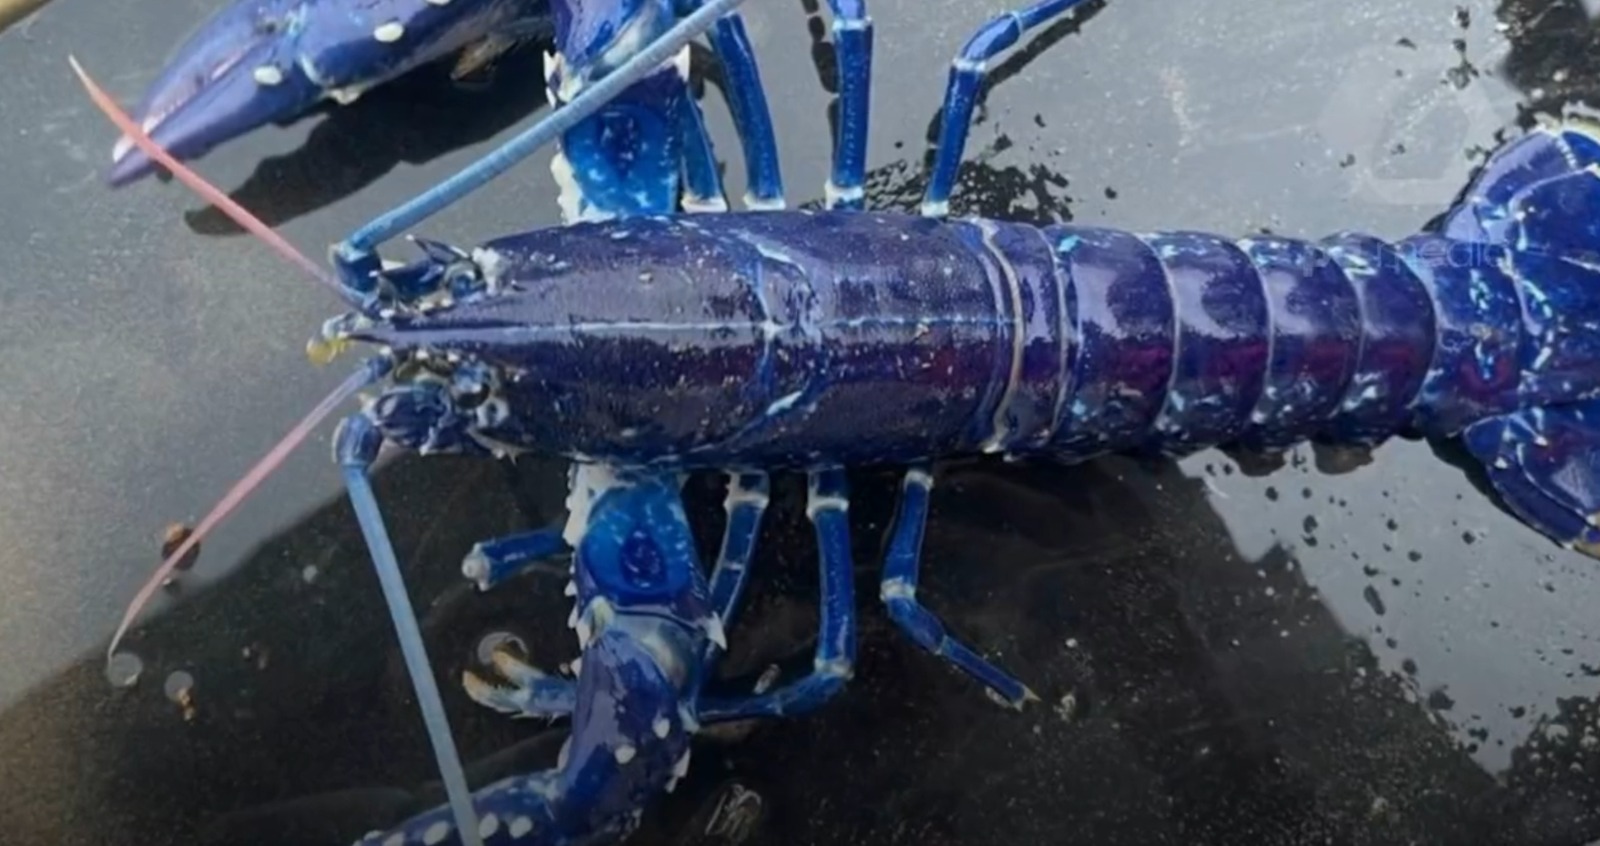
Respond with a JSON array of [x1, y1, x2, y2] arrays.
[[696, 468, 857, 721], [679, 0, 786, 209], [463, 526, 571, 590], [678, 89, 731, 212], [819, 0, 872, 211], [920, 0, 1093, 217], [457, 527, 582, 721], [701, 471, 771, 652], [880, 466, 1039, 709]]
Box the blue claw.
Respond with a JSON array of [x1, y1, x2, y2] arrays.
[[355, 464, 720, 846], [106, 0, 549, 187]]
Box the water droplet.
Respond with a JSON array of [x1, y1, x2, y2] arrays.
[[164, 670, 195, 702], [106, 652, 143, 688]]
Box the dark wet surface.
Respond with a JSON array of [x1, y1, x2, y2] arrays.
[[1, 0, 1599, 844]]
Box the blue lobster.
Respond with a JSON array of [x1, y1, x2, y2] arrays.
[[76, 0, 1600, 843]]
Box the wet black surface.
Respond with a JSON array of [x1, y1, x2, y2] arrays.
[[1, 0, 1599, 845]]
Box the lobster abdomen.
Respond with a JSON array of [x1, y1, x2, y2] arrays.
[[1029, 224, 1480, 461]]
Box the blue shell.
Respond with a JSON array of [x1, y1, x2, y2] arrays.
[[344, 120, 1600, 557]]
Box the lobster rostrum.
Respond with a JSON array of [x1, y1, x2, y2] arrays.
[[75, 0, 1600, 844]]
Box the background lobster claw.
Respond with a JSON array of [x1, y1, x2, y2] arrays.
[[106, 0, 549, 186]]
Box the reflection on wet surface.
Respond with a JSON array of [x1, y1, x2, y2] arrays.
[[2, 0, 1599, 844]]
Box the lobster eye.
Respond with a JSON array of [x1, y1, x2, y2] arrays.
[[451, 365, 493, 408]]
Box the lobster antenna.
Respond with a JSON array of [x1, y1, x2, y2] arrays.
[[68, 57, 379, 659], [103, 366, 374, 660], [67, 56, 342, 296]]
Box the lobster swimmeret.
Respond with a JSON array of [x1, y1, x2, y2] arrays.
[[79, 0, 1600, 844]]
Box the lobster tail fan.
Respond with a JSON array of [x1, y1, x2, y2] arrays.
[[1444, 120, 1600, 560], [1435, 118, 1600, 245], [1460, 400, 1600, 558]]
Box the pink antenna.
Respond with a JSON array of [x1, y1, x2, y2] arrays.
[[68, 56, 343, 295], [104, 368, 372, 658], [68, 56, 372, 658]]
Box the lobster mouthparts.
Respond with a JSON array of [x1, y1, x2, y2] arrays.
[[106, 0, 547, 187]]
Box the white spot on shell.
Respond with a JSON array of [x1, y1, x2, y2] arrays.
[[653, 716, 671, 738], [422, 820, 450, 845], [373, 21, 404, 42], [478, 812, 500, 838], [252, 65, 283, 86], [383, 833, 405, 846], [510, 816, 535, 837], [615, 744, 637, 764]]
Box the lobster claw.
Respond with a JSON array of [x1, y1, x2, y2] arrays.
[[106, 0, 548, 187], [545, 0, 668, 101]]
